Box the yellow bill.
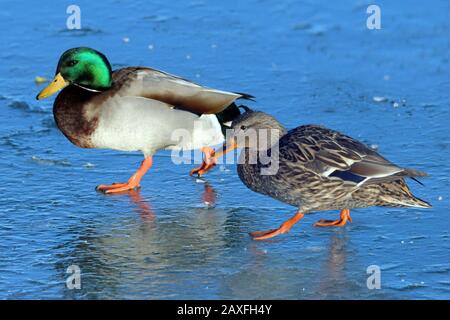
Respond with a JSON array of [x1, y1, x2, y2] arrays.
[[36, 73, 69, 100]]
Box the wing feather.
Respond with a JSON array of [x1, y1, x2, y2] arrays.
[[277, 125, 418, 186], [112, 67, 252, 114]]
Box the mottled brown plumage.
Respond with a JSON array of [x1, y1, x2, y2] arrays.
[[231, 110, 431, 216]]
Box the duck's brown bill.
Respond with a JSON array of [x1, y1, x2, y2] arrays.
[[36, 73, 69, 100], [213, 140, 238, 159]]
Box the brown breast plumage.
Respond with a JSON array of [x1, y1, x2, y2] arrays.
[[53, 85, 103, 148]]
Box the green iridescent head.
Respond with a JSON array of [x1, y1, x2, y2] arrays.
[[37, 47, 112, 100]]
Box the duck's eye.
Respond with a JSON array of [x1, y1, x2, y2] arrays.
[[67, 60, 78, 67], [240, 125, 247, 130]]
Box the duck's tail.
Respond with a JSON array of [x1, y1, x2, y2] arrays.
[[402, 167, 429, 178], [378, 179, 432, 208]]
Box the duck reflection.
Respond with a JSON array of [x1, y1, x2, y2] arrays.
[[315, 231, 351, 298], [56, 181, 238, 299], [128, 189, 155, 224], [201, 182, 217, 208], [217, 229, 353, 299]]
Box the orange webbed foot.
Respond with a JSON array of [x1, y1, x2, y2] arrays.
[[250, 229, 282, 240], [313, 208, 352, 227], [96, 182, 141, 194], [96, 157, 152, 194], [190, 147, 217, 177], [250, 211, 304, 241]]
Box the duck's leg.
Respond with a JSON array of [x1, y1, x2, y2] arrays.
[[313, 208, 352, 227], [96, 157, 153, 194], [190, 141, 238, 176], [190, 147, 217, 176], [250, 211, 305, 240]]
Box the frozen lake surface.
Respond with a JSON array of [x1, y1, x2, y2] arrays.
[[0, 0, 449, 299]]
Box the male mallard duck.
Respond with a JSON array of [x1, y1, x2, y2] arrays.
[[36, 47, 252, 193], [209, 109, 431, 240]]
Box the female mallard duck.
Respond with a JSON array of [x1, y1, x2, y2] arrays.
[[208, 109, 431, 240], [36, 47, 252, 193]]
